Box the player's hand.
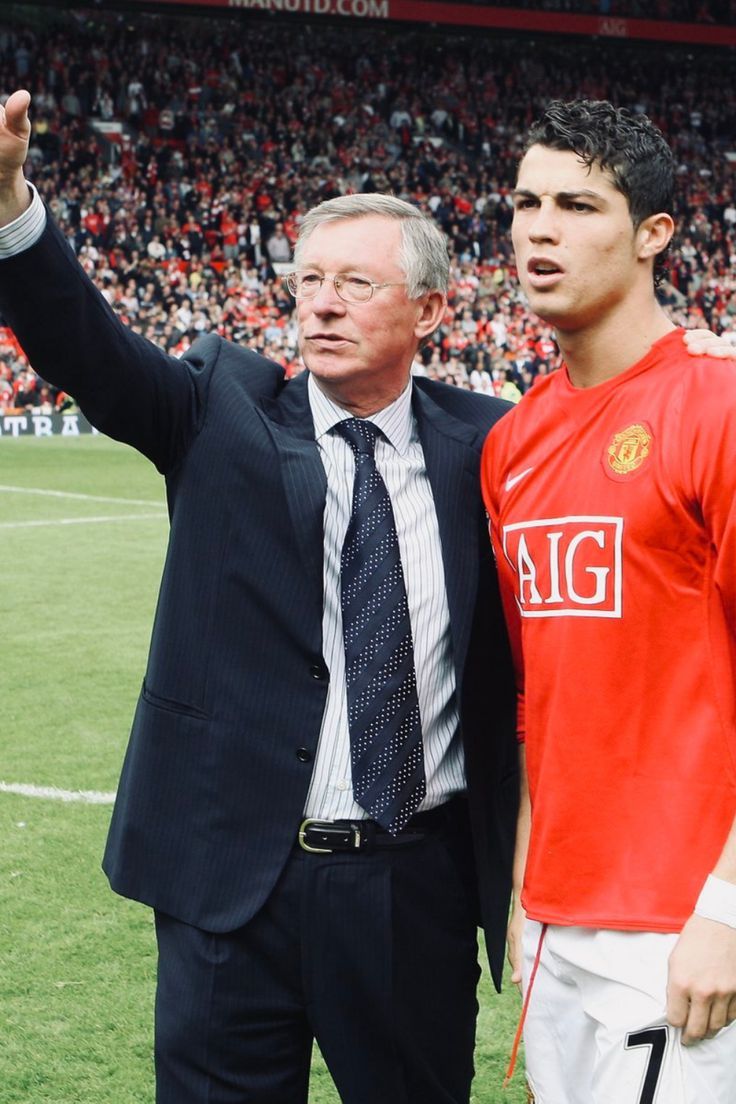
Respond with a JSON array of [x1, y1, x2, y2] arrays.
[[0, 89, 32, 222], [684, 328, 736, 358], [666, 913, 736, 1045], [507, 892, 526, 990]]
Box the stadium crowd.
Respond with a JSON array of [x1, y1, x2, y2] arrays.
[[0, 7, 734, 414]]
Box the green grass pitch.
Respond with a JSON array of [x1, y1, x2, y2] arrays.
[[1, 434, 527, 1103]]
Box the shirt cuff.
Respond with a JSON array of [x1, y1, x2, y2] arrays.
[[0, 183, 46, 258]]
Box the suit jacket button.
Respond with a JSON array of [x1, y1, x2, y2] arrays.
[[309, 663, 328, 681], [296, 747, 312, 763]]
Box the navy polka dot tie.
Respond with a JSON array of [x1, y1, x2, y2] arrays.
[[334, 418, 426, 835]]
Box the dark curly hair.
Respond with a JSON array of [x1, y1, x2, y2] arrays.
[[523, 99, 675, 286]]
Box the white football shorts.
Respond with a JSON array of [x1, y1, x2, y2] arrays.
[[521, 919, 736, 1104]]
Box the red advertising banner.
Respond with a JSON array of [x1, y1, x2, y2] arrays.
[[132, 0, 736, 47]]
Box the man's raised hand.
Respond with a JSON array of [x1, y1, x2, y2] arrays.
[[0, 89, 33, 224]]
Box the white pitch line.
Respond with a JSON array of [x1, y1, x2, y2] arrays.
[[0, 781, 116, 805], [0, 484, 163, 507], [0, 513, 167, 530]]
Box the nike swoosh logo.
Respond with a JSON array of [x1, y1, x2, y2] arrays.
[[504, 467, 535, 491]]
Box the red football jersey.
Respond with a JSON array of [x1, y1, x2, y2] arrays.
[[482, 329, 736, 931]]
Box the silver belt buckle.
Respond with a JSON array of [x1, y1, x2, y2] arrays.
[[299, 818, 332, 853], [298, 818, 362, 853]]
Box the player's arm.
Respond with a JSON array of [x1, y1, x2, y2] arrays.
[[667, 370, 736, 1044], [507, 743, 530, 987], [667, 819, 736, 1044]]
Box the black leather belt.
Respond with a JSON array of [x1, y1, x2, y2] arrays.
[[298, 804, 451, 854]]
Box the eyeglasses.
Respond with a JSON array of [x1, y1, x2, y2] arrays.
[[284, 271, 407, 304]]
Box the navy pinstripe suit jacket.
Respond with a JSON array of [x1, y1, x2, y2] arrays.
[[0, 217, 518, 990]]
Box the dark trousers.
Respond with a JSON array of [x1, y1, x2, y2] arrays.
[[154, 810, 481, 1103]]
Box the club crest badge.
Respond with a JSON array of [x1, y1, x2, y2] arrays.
[[606, 423, 652, 477]]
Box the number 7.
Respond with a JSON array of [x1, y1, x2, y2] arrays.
[[624, 1027, 668, 1104]]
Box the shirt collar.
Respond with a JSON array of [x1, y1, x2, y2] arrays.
[[307, 373, 415, 456]]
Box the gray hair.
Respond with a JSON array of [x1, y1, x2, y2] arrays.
[[293, 194, 450, 299]]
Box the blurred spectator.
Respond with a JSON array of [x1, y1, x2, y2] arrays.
[[0, 7, 733, 414]]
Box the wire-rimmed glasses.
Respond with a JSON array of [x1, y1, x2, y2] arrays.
[[284, 271, 407, 304]]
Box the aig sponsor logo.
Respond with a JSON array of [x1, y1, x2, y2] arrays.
[[502, 516, 624, 618]]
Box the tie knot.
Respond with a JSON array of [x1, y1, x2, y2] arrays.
[[334, 418, 380, 457]]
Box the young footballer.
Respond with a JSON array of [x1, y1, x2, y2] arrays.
[[481, 100, 736, 1103]]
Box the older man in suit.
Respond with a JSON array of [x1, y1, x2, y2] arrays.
[[0, 90, 518, 1104]]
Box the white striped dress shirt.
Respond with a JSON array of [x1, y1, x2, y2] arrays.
[[304, 374, 466, 820], [0, 183, 45, 257]]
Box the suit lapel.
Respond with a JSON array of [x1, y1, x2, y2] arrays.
[[412, 387, 485, 688], [257, 373, 327, 616]]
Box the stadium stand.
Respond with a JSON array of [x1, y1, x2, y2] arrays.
[[459, 0, 735, 18], [0, 6, 734, 412]]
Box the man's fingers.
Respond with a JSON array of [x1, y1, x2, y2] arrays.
[[704, 995, 731, 1037], [665, 981, 689, 1029], [683, 327, 736, 358], [507, 940, 522, 988], [688, 344, 735, 358], [680, 995, 712, 1046], [508, 960, 522, 990], [669, 978, 725, 1045], [507, 939, 520, 980], [506, 928, 523, 989], [506, 901, 526, 991], [683, 328, 718, 344], [1, 90, 31, 139], [674, 993, 734, 1046]]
